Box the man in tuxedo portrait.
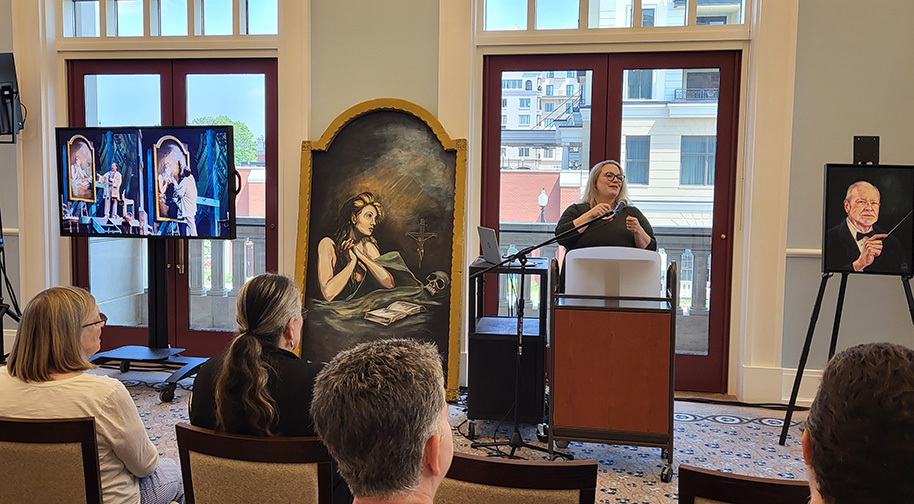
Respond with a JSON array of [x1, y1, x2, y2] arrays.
[[825, 180, 907, 274]]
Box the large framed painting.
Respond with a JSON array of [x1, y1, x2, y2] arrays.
[[295, 99, 466, 399]]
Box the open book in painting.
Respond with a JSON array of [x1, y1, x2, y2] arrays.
[[364, 301, 427, 326]]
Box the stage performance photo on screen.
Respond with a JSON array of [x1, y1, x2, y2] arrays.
[[295, 99, 466, 397], [56, 126, 236, 239], [823, 163, 914, 275]]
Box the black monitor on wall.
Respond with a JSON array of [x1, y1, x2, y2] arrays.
[[56, 126, 237, 239], [0, 53, 24, 143]]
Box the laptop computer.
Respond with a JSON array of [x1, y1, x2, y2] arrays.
[[477, 226, 503, 264]]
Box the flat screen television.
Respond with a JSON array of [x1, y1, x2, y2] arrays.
[[0, 53, 24, 140], [822, 163, 914, 275], [56, 126, 236, 239]]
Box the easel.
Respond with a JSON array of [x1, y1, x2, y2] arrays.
[[779, 136, 914, 445]]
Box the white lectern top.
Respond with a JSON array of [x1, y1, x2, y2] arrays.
[[564, 246, 662, 298]]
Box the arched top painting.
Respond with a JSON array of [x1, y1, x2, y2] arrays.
[[295, 99, 466, 399]]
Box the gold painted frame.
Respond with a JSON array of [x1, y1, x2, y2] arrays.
[[295, 99, 466, 400], [66, 134, 96, 203], [153, 135, 190, 222]]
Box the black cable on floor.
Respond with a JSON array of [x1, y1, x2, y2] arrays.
[[675, 396, 809, 412]]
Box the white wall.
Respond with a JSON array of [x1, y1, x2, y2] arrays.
[[783, 1, 914, 372]]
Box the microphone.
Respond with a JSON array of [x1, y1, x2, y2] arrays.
[[599, 200, 627, 219]]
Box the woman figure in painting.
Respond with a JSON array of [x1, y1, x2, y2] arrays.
[[317, 192, 394, 301], [555, 160, 657, 252]]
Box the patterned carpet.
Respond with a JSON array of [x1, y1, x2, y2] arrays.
[[98, 367, 809, 504]]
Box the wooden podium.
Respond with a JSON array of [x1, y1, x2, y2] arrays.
[[548, 248, 677, 482]]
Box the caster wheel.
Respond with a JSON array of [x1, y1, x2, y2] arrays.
[[159, 386, 176, 403], [536, 423, 548, 443], [119, 361, 131, 373], [660, 465, 673, 483], [556, 440, 569, 449], [467, 421, 477, 440], [661, 448, 669, 459]]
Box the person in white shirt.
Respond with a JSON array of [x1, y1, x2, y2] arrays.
[[100, 162, 123, 219], [173, 160, 198, 236], [0, 286, 185, 504]]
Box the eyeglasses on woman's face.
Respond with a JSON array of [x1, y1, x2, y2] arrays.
[[602, 172, 625, 182], [82, 313, 108, 328]]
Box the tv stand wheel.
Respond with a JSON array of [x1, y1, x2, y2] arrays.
[[119, 361, 131, 373], [661, 464, 673, 483], [467, 420, 476, 440], [159, 385, 176, 403]]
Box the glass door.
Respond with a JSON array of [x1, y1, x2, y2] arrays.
[[608, 52, 740, 392], [68, 59, 278, 356]]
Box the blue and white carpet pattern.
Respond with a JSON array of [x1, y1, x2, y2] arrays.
[[99, 367, 808, 504]]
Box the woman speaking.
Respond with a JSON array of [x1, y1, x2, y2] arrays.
[[555, 160, 657, 252]]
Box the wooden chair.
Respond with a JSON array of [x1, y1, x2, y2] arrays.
[[175, 423, 333, 504], [436, 452, 597, 504], [0, 416, 102, 504], [678, 464, 811, 504]]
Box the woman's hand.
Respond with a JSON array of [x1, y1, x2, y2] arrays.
[[627, 216, 651, 249], [572, 202, 615, 232]]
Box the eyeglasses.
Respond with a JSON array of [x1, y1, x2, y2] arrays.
[[602, 172, 625, 182], [83, 313, 107, 328]]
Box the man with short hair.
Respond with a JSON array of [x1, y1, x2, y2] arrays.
[[101, 162, 123, 219], [311, 338, 453, 504], [802, 342, 914, 504], [825, 180, 907, 273]]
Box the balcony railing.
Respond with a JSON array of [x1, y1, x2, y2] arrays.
[[673, 87, 720, 101]]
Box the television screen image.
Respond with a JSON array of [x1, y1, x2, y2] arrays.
[[56, 126, 236, 239], [822, 163, 914, 275]]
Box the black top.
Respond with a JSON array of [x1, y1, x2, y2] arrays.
[[190, 346, 322, 436], [555, 202, 658, 252], [825, 221, 909, 274]]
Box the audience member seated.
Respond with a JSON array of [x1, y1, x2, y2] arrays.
[[190, 272, 351, 503], [311, 338, 453, 504], [802, 342, 914, 504], [0, 286, 185, 504]]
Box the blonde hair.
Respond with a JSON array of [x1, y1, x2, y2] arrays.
[[582, 160, 630, 208], [7, 286, 96, 382]]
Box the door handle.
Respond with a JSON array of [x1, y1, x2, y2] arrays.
[[177, 240, 185, 275]]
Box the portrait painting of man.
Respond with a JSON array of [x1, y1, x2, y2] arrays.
[[67, 135, 95, 202], [823, 164, 914, 275]]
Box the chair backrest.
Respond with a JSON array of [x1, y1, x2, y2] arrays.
[[436, 452, 597, 504], [0, 416, 102, 504], [678, 464, 811, 504], [175, 423, 333, 504], [564, 246, 662, 298]]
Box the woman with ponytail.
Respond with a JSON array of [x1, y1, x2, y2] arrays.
[[190, 273, 316, 436]]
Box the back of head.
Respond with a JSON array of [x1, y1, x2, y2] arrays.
[[311, 338, 445, 499], [7, 286, 95, 382], [214, 273, 301, 435], [806, 342, 914, 504]]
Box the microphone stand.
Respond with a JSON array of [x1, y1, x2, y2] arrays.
[[470, 205, 624, 459]]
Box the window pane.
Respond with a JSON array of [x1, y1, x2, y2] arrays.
[[642, 7, 655, 27], [485, 0, 528, 31], [203, 0, 233, 35], [247, 0, 278, 35], [186, 73, 267, 331], [696, 0, 744, 25], [84, 74, 162, 328], [587, 0, 632, 28], [115, 0, 143, 36], [625, 136, 650, 184], [499, 69, 592, 319], [535, 0, 579, 30], [621, 67, 719, 356], [654, 0, 687, 27], [69, 0, 101, 37], [158, 0, 189, 36]]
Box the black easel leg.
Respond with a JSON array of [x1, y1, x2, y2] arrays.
[[779, 273, 832, 446], [828, 273, 849, 360], [902, 276, 914, 327]]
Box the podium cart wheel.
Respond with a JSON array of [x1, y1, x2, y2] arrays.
[[159, 385, 176, 403], [119, 360, 131, 373], [661, 465, 673, 483], [661, 448, 668, 459]]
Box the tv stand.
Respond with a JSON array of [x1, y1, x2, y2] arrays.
[[89, 239, 207, 402]]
